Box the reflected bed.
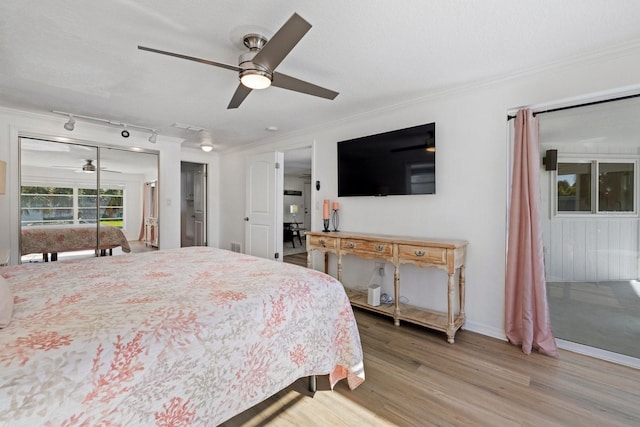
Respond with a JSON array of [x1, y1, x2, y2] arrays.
[[21, 224, 131, 261]]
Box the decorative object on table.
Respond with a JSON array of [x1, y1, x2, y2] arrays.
[[331, 201, 340, 232], [322, 199, 330, 232], [290, 204, 299, 222]]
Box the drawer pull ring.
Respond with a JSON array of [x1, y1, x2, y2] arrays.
[[375, 245, 384, 252], [415, 250, 426, 257], [347, 242, 355, 249], [319, 239, 326, 247]]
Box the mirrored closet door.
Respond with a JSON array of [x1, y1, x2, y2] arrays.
[[19, 137, 158, 263]]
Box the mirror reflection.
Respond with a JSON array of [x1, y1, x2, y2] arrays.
[[19, 138, 158, 263]]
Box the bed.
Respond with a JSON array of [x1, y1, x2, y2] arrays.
[[21, 224, 131, 261], [0, 246, 364, 425]]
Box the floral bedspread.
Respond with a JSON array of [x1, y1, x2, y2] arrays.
[[0, 247, 364, 425], [21, 224, 131, 255]]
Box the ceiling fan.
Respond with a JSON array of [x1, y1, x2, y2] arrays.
[[390, 133, 436, 153], [52, 160, 122, 174], [138, 13, 339, 109]]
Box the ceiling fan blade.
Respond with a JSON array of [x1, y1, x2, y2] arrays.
[[272, 72, 338, 100], [138, 45, 241, 72], [227, 84, 253, 109], [252, 13, 311, 72]]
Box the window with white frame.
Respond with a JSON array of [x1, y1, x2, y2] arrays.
[[21, 185, 124, 226], [555, 159, 637, 215]]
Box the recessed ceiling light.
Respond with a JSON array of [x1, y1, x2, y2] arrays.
[[266, 126, 279, 132]]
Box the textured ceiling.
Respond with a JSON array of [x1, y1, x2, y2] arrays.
[[2, 0, 640, 151]]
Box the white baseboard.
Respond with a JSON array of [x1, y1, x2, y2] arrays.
[[462, 321, 506, 341], [462, 322, 639, 369], [556, 339, 640, 369]]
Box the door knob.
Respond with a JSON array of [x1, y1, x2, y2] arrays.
[[244, 217, 249, 221]]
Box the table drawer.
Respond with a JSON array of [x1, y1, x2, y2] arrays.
[[307, 235, 338, 250], [340, 239, 393, 257], [399, 244, 446, 264]]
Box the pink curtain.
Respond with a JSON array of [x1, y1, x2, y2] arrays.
[[505, 109, 559, 357], [138, 182, 149, 241]]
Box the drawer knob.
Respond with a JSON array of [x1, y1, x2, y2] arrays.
[[375, 245, 384, 252], [347, 242, 355, 249], [319, 239, 326, 247], [414, 250, 426, 257]]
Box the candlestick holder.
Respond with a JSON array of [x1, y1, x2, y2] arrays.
[[331, 209, 340, 232], [323, 219, 330, 232]]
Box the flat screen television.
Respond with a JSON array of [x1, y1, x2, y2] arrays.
[[337, 122, 435, 196]]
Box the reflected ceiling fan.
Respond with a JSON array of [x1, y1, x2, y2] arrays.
[[138, 13, 339, 109], [390, 132, 436, 153], [52, 160, 122, 174]]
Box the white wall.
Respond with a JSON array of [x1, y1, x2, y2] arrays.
[[0, 108, 188, 262], [218, 46, 640, 339]]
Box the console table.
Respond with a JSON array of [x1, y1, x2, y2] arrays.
[[306, 231, 467, 343]]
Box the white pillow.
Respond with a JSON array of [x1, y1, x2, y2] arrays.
[[0, 276, 13, 328]]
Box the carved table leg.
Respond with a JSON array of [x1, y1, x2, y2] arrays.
[[393, 264, 400, 326], [459, 265, 466, 323], [447, 271, 455, 343]]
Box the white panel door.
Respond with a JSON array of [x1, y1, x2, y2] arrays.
[[193, 167, 206, 246], [245, 151, 284, 261]]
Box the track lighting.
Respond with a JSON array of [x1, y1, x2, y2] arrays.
[[53, 110, 160, 143], [64, 115, 75, 131], [200, 142, 214, 152]]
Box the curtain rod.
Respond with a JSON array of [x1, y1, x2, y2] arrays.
[[506, 92, 640, 121]]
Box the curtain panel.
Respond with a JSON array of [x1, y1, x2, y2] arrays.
[[505, 109, 558, 357]]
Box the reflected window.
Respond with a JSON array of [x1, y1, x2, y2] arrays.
[[78, 188, 125, 226], [598, 163, 634, 212], [21, 185, 124, 227], [557, 163, 591, 212], [21, 186, 74, 225], [556, 160, 636, 215]]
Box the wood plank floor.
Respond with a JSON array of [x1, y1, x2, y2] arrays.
[[283, 252, 307, 267], [222, 309, 640, 426]]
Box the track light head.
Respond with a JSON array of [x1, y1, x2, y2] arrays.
[[121, 126, 130, 138], [64, 116, 75, 131], [148, 131, 157, 143]]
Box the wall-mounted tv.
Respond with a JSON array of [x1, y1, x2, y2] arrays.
[[337, 122, 435, 197]]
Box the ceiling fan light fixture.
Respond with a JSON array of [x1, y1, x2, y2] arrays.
[[64, 115, 75, 131], [200, 142, 214, 152], [82, 159, 96, 173], [240, 69, 272, 90]]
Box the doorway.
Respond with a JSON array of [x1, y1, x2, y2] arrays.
[[283, 147, 312, 264], [538, 95, 640, 363], [181, 161, 207, 247]]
